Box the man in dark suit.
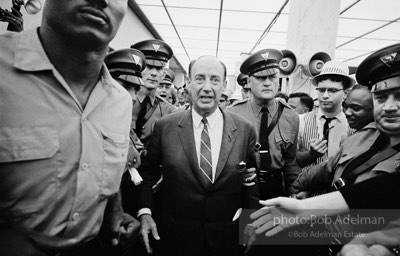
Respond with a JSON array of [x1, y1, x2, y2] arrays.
[[137, 55, 259, 256]]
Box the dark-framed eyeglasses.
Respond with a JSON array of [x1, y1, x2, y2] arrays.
[[316, 88, 343, 95]]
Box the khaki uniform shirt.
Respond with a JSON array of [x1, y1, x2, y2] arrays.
[[228, 98, 300, 190], [0, 29, 132, 245]]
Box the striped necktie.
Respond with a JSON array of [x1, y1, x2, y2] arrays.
[[200, 118, 213, 183]]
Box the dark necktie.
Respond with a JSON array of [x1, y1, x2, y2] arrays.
[[200, 118, 213, 183], [135, 96, 149, 138], [322, 116, 335, 143], [259, 108, 270, 169]]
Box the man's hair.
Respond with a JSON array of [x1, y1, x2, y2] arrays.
[[350, 83, 369, 92], [275, 92, 289, 102], [188, 56, 227, 80], [289, 92, 314, 110], [315, 74, 351, 89]]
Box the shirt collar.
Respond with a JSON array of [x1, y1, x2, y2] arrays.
[[14, 28, 53, 72], [250, 98, 278, 117], [14, 28, 119, 92], [192, 108, 222, 129], [317, 108, 347, 123], [137, 91, 155, 105]]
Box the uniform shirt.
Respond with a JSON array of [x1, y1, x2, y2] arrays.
[[192, 108, 223, 181], [132, 91, 176, 147], [0, 29, 132, 245], [298, 108, 354, 171], [228, 98, 300, 191]]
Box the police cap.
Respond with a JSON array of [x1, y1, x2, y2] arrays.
[[160, 68, 175, 85], [237, 73, 250, 89], [240, 49, 283, 77], [356, 43, 400, 92], [105, 48, 146, 88], [131, 39, 173, 68]]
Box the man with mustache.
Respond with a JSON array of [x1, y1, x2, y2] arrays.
[[296, 60, 355, 171], [0, 0, 140, 255]]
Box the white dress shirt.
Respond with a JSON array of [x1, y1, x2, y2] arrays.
[[192, 108, 224, 182]]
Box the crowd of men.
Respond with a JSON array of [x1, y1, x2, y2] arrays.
[[0, 1, 399, 256]]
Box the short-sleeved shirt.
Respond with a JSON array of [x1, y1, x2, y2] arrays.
[[0, 29, 132, 245], [228, 98, 300, 189]]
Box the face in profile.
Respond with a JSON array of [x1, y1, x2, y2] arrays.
[[342, 88, 373, 130], [42, 0, 127, 48], [188, 56, 226, 117], [288, 97, 309, 114]]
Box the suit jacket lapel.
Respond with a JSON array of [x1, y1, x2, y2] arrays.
[[177, 110, 211, 190], [215, 111, 237, 182]]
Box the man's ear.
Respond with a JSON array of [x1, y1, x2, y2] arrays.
[[304, 107, 310, 113]]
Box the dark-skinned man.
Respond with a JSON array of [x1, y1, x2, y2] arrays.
[[0, 0, 139, 255]]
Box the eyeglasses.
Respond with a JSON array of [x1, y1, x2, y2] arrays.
[[316, 88, 343, 95]]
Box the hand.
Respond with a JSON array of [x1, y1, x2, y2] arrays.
[[339, 231, 399, 256], [242, 224, 257, 254], [249, 197, 306, 237], [108, 211, 141, 246], [294, 191, 311, 199], [243, 167, 256, 187], [309, 138, 327, 157], [1, 7, 24, 32], [139, 214, 160, 255]]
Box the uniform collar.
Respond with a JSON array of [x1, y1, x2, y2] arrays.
[[137, 90, 156, 105], [250, 98, 278, 117], [14, 28, 119, 92], [14, 28, 53, 72]]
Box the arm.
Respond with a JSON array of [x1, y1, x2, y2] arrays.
[[249, 191, 350, 237], [137, 120, 163, 254], [282, 113, 300, 192], [102, 191, 140, 246], [289, 151, 341, 196], [340, 172, 400, 209], [241, 125, 259, 209], [296, 139, 328, 168]]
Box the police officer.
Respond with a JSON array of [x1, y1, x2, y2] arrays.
[[130, 39, 176, 147], [228, 49, 300, 200], [105, 49, 146, 217], [156, 68, 176, 104], [237, 73, 252, 99]]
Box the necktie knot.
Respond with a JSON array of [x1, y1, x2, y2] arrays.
[[322, 116, 335, 142]]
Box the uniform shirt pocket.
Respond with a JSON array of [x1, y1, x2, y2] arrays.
[[100, 130, 129, 196], [0, 126, 59, 217]]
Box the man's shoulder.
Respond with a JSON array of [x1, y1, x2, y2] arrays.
[[223, 110, 254, 130], [155, 95, 176, 111], [227, 98, 250, 111]]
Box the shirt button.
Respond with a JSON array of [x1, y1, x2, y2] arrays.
[[81, 163, 89, 171], [72, 212, 80, 221]]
